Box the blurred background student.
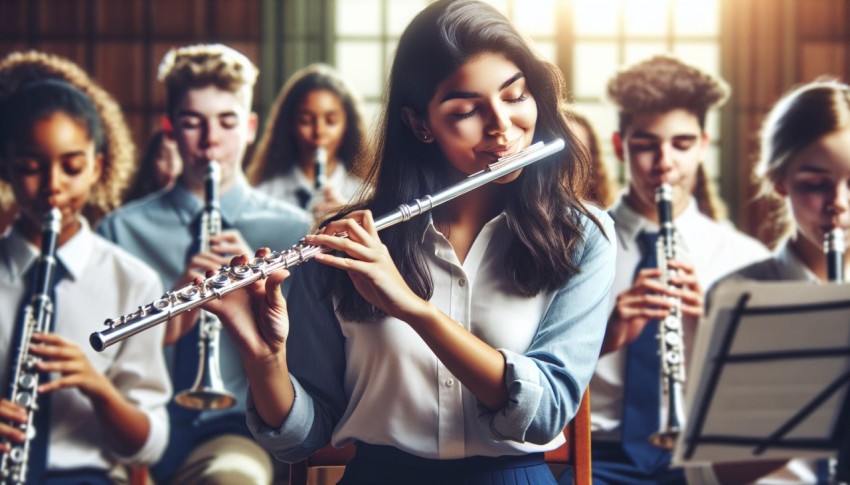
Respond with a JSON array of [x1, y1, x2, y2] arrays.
[[0, 50, 138, 234], [709, 79, 850, 484], [246, 63, 367, 222], [0, 62, 170, 485], [124, 128, 183, 203], [564, 106, 616, 208]]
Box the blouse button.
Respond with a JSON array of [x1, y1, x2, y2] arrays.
[[458, 278, 466, 287], [445, 378, 455, 387]]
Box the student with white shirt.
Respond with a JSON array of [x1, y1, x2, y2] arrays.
[[246, 63, 368, 222], [0, 78, 170, 484], [710, 80, 850, 485], [586, 55, 771, 485], [201, 1, 615, 484]]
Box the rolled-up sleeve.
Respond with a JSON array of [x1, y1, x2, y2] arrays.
[[106, 276, 172, 465], [246, 264, 348, 463], [478, 209, 616, 444]]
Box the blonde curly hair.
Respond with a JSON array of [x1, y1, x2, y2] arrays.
[[0, 50, 136, 225], [157, 43, 258, 117]]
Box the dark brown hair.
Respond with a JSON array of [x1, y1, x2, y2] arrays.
[[334, 0, 603, 321], [607, 54, 728, 220], [246, 64, 366, 185]]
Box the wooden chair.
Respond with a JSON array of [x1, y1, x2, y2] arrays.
[[288, 390, 592, 485], [544, 390, 592, 485]]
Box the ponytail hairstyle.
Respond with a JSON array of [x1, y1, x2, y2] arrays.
[[756, 80, 850, 244]]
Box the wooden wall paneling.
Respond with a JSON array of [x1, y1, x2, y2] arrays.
[[35, 42, 89, 68], [36, 0, 88, 37], [150, 0, 207, 38], [0, 0, 30, 37], [800, 42, 847, 82], [95, 0, 145, 36], [0, 43, 30, 59], [150, 42, 176, 110], [125, 112, 149, 155], [723, 0, 794, 240], [211, 0, 261, 38], [798, 0, 848, 40], [93, 42, 145, 107]]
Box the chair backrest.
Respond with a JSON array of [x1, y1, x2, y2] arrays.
[[544, 390, 592, 485], [289, 390, 592, 485]]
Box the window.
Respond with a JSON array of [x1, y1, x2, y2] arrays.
[[570, 0, 721, 185], [333, 0, 721, 187]]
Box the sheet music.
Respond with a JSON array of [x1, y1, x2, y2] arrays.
[[673, 280, 850, 465]]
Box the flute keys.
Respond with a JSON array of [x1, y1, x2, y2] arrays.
[[179, 286, 201, 301], [230, 264, 252, 279], [263, 251, 281, 264], [153, 298, 170, 311], [211, 272, 231, 288]]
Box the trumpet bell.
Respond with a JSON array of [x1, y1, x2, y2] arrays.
[[174, 387, 236, 410], [174, 314, 237, 411], [650, 427, 680, 450]]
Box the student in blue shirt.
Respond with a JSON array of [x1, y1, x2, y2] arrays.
[[97, 44, 309, 485], [203, 2, 615, 484]]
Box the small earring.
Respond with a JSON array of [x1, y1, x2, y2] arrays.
[[422, 134, 429, 141]]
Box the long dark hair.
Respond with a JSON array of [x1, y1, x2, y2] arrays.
[[247, 63, 366, 184], [334, 0, 601, 321]]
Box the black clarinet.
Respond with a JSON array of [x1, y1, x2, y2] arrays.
[[314, 146, 327, 192], [650, 183, 686, 450], [0, 208, 62, 485], [825, 227, 845, 283]]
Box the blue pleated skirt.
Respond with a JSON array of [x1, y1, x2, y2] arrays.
[[338, 442, 557, 485]]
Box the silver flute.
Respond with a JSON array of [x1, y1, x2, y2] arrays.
[[650, 183, 687, 450], [90, 138, 565, 351], [0, 208, 61, 485]]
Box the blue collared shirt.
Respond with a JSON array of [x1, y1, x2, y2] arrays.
[[97, 180, 310, 422], [247, 205, 616, 463]]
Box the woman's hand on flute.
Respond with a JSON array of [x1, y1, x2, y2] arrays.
[[306, 210, 430, 323], [201, 248, 296, 428], [202, 248, 291, 363]]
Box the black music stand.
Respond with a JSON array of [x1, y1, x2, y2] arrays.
[[673, 280, 850, 481]]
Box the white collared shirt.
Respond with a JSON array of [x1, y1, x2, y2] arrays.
[[0, 220, 171, 471], [591, 196, 770, 437], [248, 207, 616, 462], [255, 163, 365, 209]]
